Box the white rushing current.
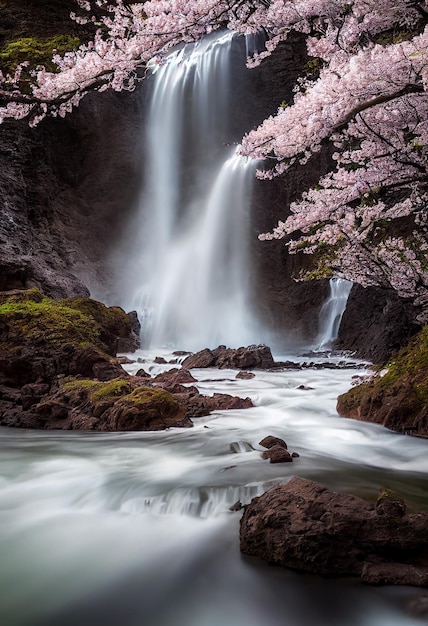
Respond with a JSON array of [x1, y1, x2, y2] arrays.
[[114, 32, 260, 350], [0, 353, 427, 626]]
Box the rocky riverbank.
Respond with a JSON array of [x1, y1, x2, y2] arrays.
[[337, 326, 428, 438], [0, 289, 252, 430]]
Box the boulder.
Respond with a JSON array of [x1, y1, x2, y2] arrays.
[[259, 435, 287, 449], [261, 445, 293, 463], [182, 345, 274, 370], [240, 477, 428, 585], [236, 371, 255, 379], [181, 349, 216, 369], [152, 368, 197, 386]]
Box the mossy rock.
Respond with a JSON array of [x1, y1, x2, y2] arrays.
[[337, 327, 428, 437], [0, 34, 80, 73], [62, 377, 133, 403], [58, 378, 190, 431], [0, 291, 133, 358], [0, 295, 103, 355], [0, 287, 43, 304], [63, 297, 132, 340]]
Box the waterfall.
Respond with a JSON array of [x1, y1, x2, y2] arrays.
[[114, 32, 262, 351], [315, 278, 352, 349]]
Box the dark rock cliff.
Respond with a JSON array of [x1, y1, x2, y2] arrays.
[[0, 89, 143, 297]]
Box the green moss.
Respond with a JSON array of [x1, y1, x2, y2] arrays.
[[62, 379, 99, 394], [62, 378, 133, 403], [0, 34, 80, 73], [90, 379, 133, 403], [342, 327, 428, 422], [0, 288, 43, 305], [61, 380, 176, 413], [0, 296, 103, 352], [380, 327, 428, 388], [62, 298, 131, 338], [125, 387, 175, 406]]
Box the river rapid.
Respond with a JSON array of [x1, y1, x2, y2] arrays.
[[0, 350, 427, 626]]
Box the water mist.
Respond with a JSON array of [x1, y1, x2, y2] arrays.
[[114, 32, 262, 350]]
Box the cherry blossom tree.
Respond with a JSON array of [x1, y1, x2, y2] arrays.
[[1, 0, 427, 309], [238, 1, 428, 308]]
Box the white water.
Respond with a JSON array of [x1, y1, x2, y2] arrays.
[[113, 32, 261, 350], [1, 353, 427, 626], [316, 278, 353, 349]]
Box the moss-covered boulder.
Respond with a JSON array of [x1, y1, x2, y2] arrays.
[[0, 290, 252, 430], [0, 290, 138, 426], [337, 326, 428, 437], [13, 377, 191, 431]]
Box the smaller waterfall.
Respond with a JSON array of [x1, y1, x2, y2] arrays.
[[315, 278, 352, 349]]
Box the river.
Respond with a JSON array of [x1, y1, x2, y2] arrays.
[[0, 350, 427, 626]]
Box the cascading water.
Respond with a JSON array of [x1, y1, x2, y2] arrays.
[[114, 32, 261, 351], [316, 277, 353, 349]]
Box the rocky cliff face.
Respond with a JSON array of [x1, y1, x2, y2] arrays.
[[0, 89, 143, 297], [336, 285, 421, 363]]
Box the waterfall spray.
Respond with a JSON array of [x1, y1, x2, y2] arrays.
[[114, 32, 262, 350]]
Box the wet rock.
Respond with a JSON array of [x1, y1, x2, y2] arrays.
[[181, 349, 216, 369], [101, 387, 190, 431], [154, 356, 167, 364], [213, 345, 274, 369], [171, 390, 253, 419], [337, 327, 428, 438], [336, 284, 421, 363], [117, 310, 141, 353], [182, 345, 274, 370], [135, 368, 150, 378], [375, 491, 407, 518], [240, 477, 428, 584], [236, 371, 255, 379], [20, 383, 50, 410], [291, 452, 300, 458], [407, 593, 428, 618], [152, 368, 197, 387], [261, 445, 293, 463], [361, 563, 428, 586], [117, 356, 134, 364], [230, 501, 243, 512], [296, 384, 313, 390], [259, 436, 287, 450]]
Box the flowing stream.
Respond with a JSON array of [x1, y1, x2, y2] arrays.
[[1, 352, 428, 626]]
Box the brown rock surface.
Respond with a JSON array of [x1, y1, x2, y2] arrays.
[[337, 327, 428, 438], [240, 477, 428, 585], [261, 445, 293, 463], [259, 435, 287, 449], [182, 345, 274, 370]]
